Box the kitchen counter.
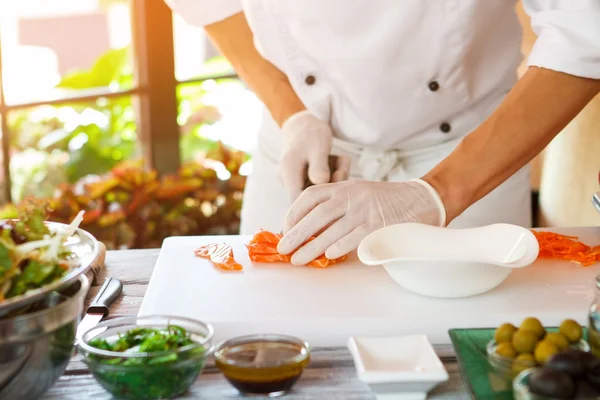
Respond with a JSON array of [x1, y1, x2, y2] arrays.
[[42, 248, 469, 399]]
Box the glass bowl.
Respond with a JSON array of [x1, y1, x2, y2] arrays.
[[214, 334, 310, 397], [513, 369, 567, 400], [486, 339, 590, 382], [78, 315, 213, 400]]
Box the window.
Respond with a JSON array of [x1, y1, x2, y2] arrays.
[[172, 12, 262, 162], [0, 0, 261, 205]]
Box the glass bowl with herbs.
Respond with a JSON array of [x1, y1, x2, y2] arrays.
[[78, 315, 214, 400]]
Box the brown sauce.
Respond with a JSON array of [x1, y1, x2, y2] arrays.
[[215, 340, 310, 396]]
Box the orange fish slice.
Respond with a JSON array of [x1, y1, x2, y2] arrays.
[[194, 242, 243, 271], [532, 231, 599, 267], [246, 230, 347, 268]]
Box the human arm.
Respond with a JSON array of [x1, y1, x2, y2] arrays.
[[425, 0, 600, 222], [278, 0, 600, 264], [424, 67, 600, 224], [205, 13, 350, 198], [204, 12, 306, 126]]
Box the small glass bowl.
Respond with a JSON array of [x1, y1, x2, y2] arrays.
[[486, 339, 590, 382], [214, 333, 310, 397], [513, 369, 565, 400], [78, 315, 214, 400]]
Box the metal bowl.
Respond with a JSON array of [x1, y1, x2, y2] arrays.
[[0, 274, 89, 399], [0, 221, 99, 317]]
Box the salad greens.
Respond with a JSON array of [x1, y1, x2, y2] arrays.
[[86, 325, 208, 400], [0, 203, 84, 300]]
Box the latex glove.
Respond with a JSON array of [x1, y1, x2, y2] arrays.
[[277, 179, 446, 265], [279, 111, 351, 201]]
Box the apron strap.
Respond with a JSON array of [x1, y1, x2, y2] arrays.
[[332, 136, 464, 181]]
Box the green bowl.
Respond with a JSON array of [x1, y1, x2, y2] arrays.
[[78, 315, 214, 400], [486, 339, 590, 382]]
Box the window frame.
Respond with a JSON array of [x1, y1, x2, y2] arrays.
[[0, 0, 236, 203]]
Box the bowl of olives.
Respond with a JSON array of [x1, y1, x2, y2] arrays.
[[513, 349, 600, 399], [487, 318, 589, 381]]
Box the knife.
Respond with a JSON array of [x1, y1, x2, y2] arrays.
[[593, 192, 600, 214], [303, 155, 339, 190], [76, 277, 123, 340]]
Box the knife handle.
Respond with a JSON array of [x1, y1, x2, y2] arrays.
[[303, 155, 339, 190], [87, 277, 123, 318]]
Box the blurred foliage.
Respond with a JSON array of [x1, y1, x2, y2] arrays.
[[8, 46, 241, 200], [0, 142, 246, 249], [6, 44, 249, 243]]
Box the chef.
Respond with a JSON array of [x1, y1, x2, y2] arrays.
[[166, 1, 600, 265]]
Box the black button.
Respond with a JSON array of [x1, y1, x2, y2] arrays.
[[428, 81, 440, 92], [305, 75, 316, 85], [440, 122, 451, 133]]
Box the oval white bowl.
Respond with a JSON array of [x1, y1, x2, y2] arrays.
[[357, 223, 539, 299]]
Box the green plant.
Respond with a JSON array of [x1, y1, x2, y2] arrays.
[[0, 142, 247, 249], [6, 42, 249, 240], [8, 45, 240, 204]]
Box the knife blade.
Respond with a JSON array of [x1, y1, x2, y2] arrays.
[[593, 192, 600, 214], [76, 276, 123, 340]]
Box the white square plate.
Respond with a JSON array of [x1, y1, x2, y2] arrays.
[[347, 334, 448, 400]]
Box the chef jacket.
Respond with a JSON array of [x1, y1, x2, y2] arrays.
[[166, 0, 600, 151]]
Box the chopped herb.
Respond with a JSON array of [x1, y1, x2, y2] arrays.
[[85, 325, 207, 399]]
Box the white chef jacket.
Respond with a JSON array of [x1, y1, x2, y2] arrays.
[[166, 0, 599, 234], [167, 0, 600, 151]]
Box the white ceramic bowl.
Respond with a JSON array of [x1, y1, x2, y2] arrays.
[[357, 223, 539, 298]]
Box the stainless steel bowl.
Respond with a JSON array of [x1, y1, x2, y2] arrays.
[[0, 274, 89, 400]]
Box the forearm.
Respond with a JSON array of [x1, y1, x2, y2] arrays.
[[204, 12, 305, 126], [423, 66, 600, 224]]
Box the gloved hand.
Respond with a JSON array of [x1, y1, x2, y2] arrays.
[[277, 179, 447, 265], [279, 111, 350, 201]]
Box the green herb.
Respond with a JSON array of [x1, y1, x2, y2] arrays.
[[6, 261, 65, 298], [86, 325, 207, 400], [0, 242, 12, 279], [0, 204, 83, 300]]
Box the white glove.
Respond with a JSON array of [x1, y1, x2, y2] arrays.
[[277, 179, 446, 265], [279, 111, 350, 201]]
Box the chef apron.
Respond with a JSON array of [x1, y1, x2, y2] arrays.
[[240, 99, 532, 235]]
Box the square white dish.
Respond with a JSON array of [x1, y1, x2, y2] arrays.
[[347, 334, 448, 400]]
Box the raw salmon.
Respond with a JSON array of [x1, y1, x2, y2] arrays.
[[194, 242, 243, 271], [246, 230, 348, 268]]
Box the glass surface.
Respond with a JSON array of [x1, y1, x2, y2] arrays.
[[0, 0, 134, 105], [589, 275, 600, 357], [172, 13, 234, 82], [177, 79, 262, 164]]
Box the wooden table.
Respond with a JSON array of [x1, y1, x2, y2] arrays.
[[43, 249, 469, 399]]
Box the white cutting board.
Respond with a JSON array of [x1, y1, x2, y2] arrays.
[[138, 227, 600, 347]]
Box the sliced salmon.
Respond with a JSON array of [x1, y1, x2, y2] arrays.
[[246, 230, 347, 268], [194, 242, 243, 271]]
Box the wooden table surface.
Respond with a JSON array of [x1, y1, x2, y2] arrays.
[[42, 249, 470, 400]]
